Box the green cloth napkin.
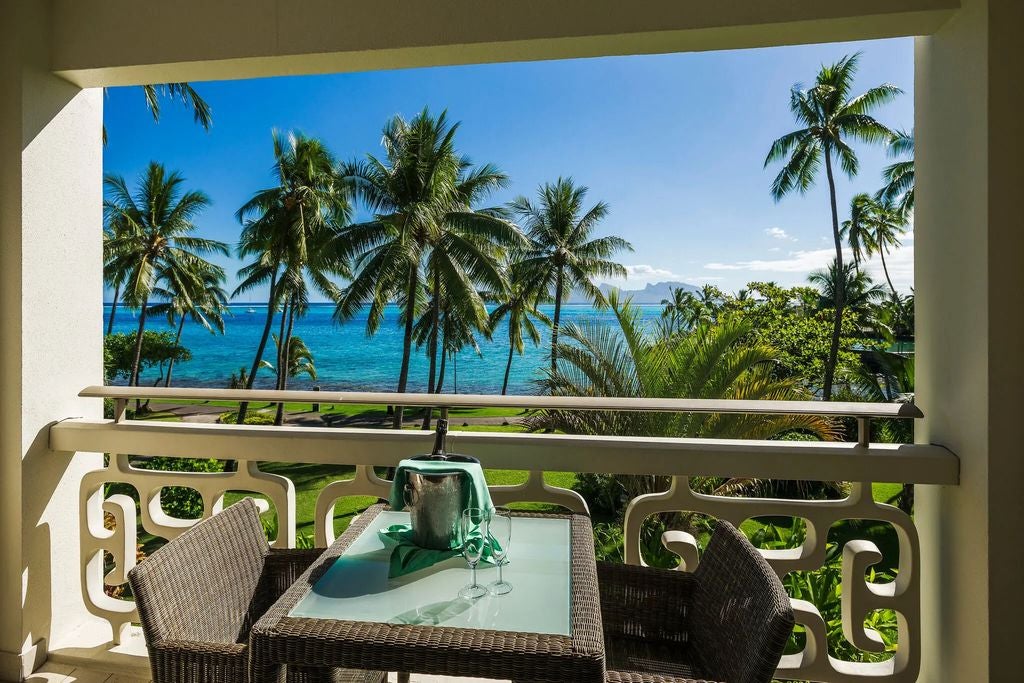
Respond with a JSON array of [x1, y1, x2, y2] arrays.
[[388, 458, 495, 515], [378, 523, 504, 578]]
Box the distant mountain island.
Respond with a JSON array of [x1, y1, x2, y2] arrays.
[[568, 280, 699, 304]]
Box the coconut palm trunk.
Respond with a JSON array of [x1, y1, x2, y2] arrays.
[[237, 272, 278, 424], [436, 323, 449, 394], [107, 283, 121, 335], [274, 301, 296, 426], [422, 271, 441, 430], [128, 292, 151, 411], [427, 272, 441, 394], [393, 268, 419, 429], [502, 344, 514, 396], [269, 298, 290, 424], [822, 150, 845, 401], [878, 246, 897, 294], [275, 299, 289, 388], [550, 268, 564, 374], [163, 315, 187, 388]]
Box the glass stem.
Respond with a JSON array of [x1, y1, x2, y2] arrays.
[[498, 560, 504, 583], [472, 563, 477, 587]]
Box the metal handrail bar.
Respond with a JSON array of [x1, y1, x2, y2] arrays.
[[79, 385, 923, 419]]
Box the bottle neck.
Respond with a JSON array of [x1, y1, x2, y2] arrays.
[[431, 418, 449, 456]]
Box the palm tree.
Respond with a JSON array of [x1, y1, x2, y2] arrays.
[[264, 334, 317, 425], [228, 366, 251, 390], [808, 259, 886, 321], [877, 290, 914, 351], [840, 194, 876, 272], [234, 131, 351, 424], [659, 287, 703, 334], [510, 178, 632, 374], [335, 108, 522, 428], [103, 212, 133, 335], [103, 163, 227, 396], [527, 294, 838, 510], [844, 350, 915, 512], [148, 263, 229, 387], [879, 129, 914, 217], [435, 299, 486, 396], [487, 274, 551, 395], [765, 52, 901, 400], [841, 193, 908, 293], [140, 84, 212, 130], [107, 84, 211, 140], [103, 83, 212, 145]]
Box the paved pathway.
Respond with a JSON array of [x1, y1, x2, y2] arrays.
[[145, 402, 524, 429]]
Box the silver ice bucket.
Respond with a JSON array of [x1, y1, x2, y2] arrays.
[[404, 468, 466, 550], [402, 419, 479, 550]]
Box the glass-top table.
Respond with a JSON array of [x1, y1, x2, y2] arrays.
[[289, 510, 572, 635], [251, 504, 604, 683]]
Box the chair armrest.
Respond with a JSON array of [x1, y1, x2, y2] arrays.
[[597, 561, 697, 644], [263, 548, 324, 597], [153, 639, 247, 657], [148, 639, 248, 681], [246, 548, 325, 629]]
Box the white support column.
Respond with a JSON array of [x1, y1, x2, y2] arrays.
[[0, 1, 105, 680], [917, 0, 1024, 680]]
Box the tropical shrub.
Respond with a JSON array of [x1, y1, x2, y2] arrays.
[[132, 457, 225, 519], [530, 293, 839, 531], [104, 330, 191, 383], [219, 410, 275, 425], [591, 518, 680, 569]]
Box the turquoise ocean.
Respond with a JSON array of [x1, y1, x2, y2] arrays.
[[105, 303, 662, 395]]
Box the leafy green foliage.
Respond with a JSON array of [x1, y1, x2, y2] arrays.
[[132, 457, 225, 520], [735, 282, 883, 388], [219, 411, 275, 425], [104, 331, 192, 382], [591, 519, 680, 569]]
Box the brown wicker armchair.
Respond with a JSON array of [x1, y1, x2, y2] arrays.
[[127, 498, 386, 683], [598, 520, 794, 683]]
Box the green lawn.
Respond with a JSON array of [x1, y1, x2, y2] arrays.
[[220, 464, 577, 544], [146, 399, 526, 420]]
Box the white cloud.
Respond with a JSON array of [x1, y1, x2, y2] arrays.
[[682, 275, 724, 284], [765, 227, 797, 242], [768, 246, 781, 252], [861, 244, 914, 292], [603, 264, 683, 288], [705, 248, 836, 273], [704, 241, 914, 291]]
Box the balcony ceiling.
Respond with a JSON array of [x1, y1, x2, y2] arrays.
[[51, 0, 958, 87]]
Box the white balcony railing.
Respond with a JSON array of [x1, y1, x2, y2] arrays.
[[49, 386, 958, 683]]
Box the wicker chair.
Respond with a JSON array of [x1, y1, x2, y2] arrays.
[[127, 498, 386, 683], [597, 520, 794, 683]]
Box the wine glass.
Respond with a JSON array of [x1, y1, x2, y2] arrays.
[[459, 507, 489, 599], [488, 507, 512, 595]]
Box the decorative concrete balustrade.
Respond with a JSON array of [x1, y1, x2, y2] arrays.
[[49, 386, 958, 683]]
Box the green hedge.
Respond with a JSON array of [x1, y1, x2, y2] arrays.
[[219, 410, 275, 425]]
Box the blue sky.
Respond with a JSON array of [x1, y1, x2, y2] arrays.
[[103, 37, 914, 301]]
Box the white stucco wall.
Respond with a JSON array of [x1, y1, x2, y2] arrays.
[[0, 1, 104, 679]]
